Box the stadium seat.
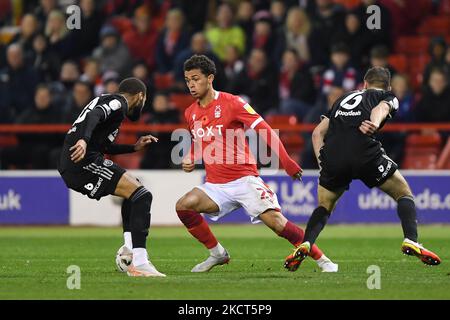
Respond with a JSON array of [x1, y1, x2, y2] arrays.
[[265, 115, 299, 127], [153, 73, 175, 90], [439, 0, 450, 14], [417, 16, 450, 37], [0, 134, 18, 147], [333, 0, 361, 9], [388, 54, 408, 73], [111, 153, 143, 169], [402, 133, 442, 169], [170, 93, 195, 111], [408, 55, 431, 90], [395, 36, 429, 55]]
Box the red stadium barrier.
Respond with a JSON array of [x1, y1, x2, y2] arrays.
[[1, 123, 450, 133]]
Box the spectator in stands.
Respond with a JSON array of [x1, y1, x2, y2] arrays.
[[354, 0, 392, 49], [173, 32, 224, 91], [275, 7, 312, 66], [31, 33, 61, 82], [206, 3, 246, 62], [50, 60, 80, 109], [423, 36, 449, 88], [332, 10, 372, 70], [369, 45, 397, 76], [103, 76, 120, 95], [228, 48, 278, 115], [415, 68, 450, 122], [236, 0, 255, 54], [94, 70, 119, 96], [92, 25, 132, 77], [321, 43, 358, 95], [63, 80, 94, 123], [279, 49, 316, 120], [223, 45, 245, 86], [0, 84, 63, 169], [378, 73, 414, 165], [45, 10, 75, 60], [308, 0, 346, 69], [172, 0, 209, 33], [140, 91, 180, 169], [252, 14, 277, 63], [378, 0, 423, 39], [132, 62, 154, 112], [301, 86, 345, 169], [72, 0, 104, 58], [0, 43, 38, 123], [155, 8, 190, 73], [34, 0, 58, 31], [270, 0, 287, 31], [80, 57, 101, 85], [9, 14, 39, 63], [123, 5, 158, 71]]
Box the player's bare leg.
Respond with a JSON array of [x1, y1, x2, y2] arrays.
[[259, 210, 338, 272], [176, 188, 230, 272], [284, 185, 344, 271], [378, 170, 441, 265], [114, 172, 166, 277]]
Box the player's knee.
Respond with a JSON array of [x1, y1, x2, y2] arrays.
[[176, 193, 200, 212]]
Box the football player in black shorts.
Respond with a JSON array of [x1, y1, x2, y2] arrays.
[[58, 77, 165, 277], [284, 67, 441, 271]]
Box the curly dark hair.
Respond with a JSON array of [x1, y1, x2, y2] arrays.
[[118, 77, 147, 95], [183, 54, 216, 76]]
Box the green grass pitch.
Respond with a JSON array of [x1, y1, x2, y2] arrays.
[[0, 224, 449, 300]]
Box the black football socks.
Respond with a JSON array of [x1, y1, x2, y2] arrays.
[[121, 199, 132, 233], [129, 186, 153, 248], [397, 195, 418, 242], [303, 206, 331, 245]]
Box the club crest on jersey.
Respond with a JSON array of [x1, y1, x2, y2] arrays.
[[103, 159, 113, 167], [214, 105, 221, 118]]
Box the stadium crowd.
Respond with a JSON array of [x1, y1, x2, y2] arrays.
[[0, 0, 449, 169]]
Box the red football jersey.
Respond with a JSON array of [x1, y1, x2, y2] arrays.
[[185, 91, 264, 183]]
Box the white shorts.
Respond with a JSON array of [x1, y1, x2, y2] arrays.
[[195, 176, 281, 224]]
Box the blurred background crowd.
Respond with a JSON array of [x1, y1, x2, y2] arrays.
[[0, 0, 449, 170]]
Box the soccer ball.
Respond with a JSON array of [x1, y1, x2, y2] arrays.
[[115, 245, 133, 272]]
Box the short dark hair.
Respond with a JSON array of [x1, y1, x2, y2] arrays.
[[118, 77, 147, 95], [183, 54, 216, 76], [364, 66, 391, 90]]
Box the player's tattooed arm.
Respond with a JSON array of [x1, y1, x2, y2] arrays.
[[359, 101, 390, 136], [312, 117, 329, 169]]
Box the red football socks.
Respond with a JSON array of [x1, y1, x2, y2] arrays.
[[177, 210, 218, 249], [279, 221, 323, 260]]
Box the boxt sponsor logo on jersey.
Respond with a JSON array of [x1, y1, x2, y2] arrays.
[[190, 120, 224, 140], [0, 189, 21, 211]]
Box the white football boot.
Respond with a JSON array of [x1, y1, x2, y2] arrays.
[[191, 250, 231, 273], [127, 261, 166, 277]]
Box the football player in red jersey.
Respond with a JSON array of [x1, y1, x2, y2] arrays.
[[175, 54, 338, 273]]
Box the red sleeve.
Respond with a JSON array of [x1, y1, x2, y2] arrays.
[[231, 96, 301, 176], [253, 120, 301, 176], [232, 96, 264, 129]]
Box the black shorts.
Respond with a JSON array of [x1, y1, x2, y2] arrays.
[[59, 157, 126, 200], [319, 148, 398, 192]]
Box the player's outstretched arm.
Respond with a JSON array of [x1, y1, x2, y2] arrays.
[[312, 117, 329, 169], [253, 120, 303, 180], [359, 102, 390, 136], [103, 135, 158, 155]]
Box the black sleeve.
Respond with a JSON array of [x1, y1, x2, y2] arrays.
[[382, 91, 399, 119], [103, 144, 136, 155], [80, 108, 105, 143]]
